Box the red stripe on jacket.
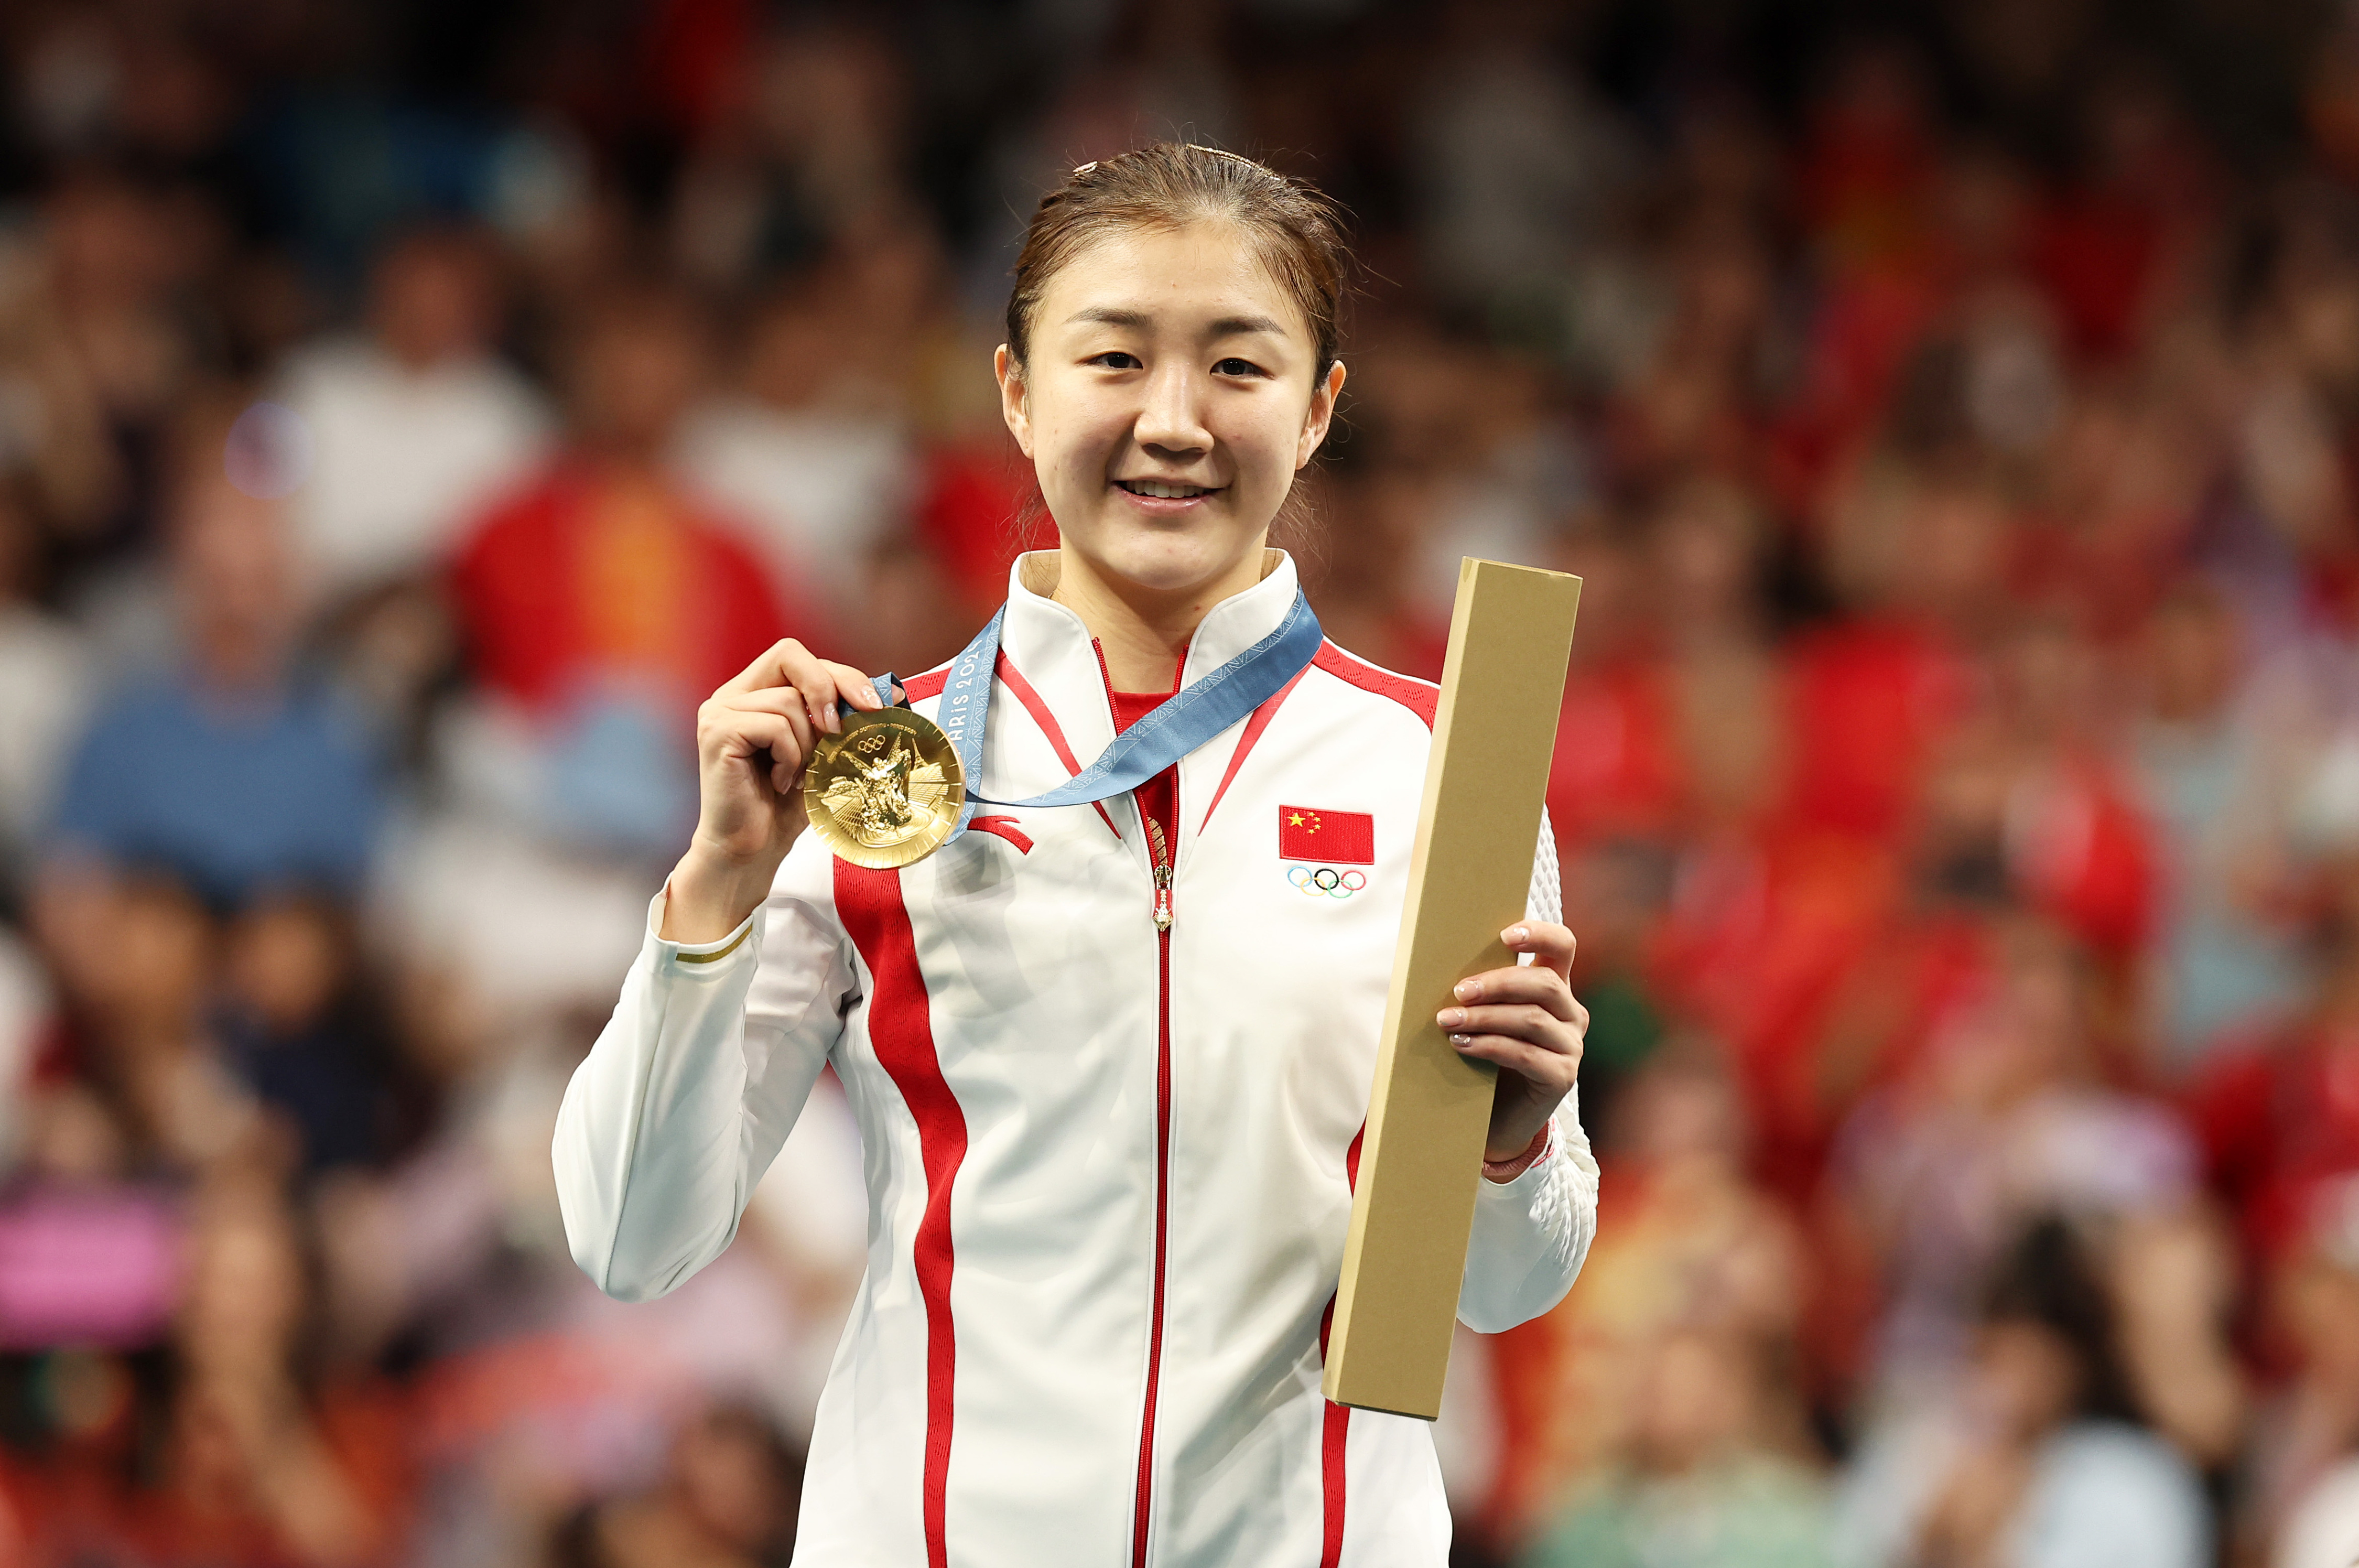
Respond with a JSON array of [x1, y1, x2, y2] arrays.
[[836, 863, 969, 1568], [1319, 1120, 1369, 1567], [1312, 642, 1438, 729], [1321, 1402, 1351, 1568], [996, 651, 1123, 838]]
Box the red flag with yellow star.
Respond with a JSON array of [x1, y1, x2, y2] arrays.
[[1278, 805, 1374, 863]]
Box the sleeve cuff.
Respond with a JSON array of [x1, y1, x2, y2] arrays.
[[648, 886, 758, 972]]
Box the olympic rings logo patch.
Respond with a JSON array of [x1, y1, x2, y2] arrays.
[[1287, 865, 1368, 899]]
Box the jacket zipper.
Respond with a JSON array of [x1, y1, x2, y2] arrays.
[[1148, 817, 1175, 932], [1133, 813, 1175, 1567]]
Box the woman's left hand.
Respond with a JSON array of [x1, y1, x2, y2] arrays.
[[1436, 922, 1587, 1170]]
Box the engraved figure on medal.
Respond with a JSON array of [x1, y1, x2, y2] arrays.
[[803, 709, 965, 868], [828, 729, 918, 841]]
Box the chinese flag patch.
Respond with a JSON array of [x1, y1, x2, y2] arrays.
[[1279, 805, 1374, 864]]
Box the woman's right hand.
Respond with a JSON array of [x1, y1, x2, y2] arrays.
[[663, 640, 886, 942]]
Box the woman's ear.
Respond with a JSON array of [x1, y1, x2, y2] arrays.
[[995, 344, 1034, 458], [1296, 361, 1347, 470]]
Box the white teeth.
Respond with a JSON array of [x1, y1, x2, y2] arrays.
[[1126, 480, 1208, 499]]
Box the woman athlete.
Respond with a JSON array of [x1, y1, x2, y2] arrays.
[[554, 143, 1599, 1566]]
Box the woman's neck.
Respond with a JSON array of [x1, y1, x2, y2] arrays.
[[1051, 541, 1270, 690]]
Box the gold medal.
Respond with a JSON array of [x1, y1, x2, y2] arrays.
[[801, 707, 966, 869]]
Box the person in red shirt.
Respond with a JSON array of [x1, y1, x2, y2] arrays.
[[2191, 847, 2359, 1276], [447, 281, 826, 851], [449, 280, 818, 732]]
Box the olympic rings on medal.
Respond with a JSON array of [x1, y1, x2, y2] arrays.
[[1285, 864, 1366, 899]]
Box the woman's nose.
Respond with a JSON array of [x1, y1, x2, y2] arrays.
[[1133, 363, 1211, 457]]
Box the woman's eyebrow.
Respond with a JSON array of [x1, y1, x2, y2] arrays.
[[1064, 306, 1289, 339]]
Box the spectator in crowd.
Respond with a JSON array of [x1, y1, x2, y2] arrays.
[[217, 892, 413, 1177], [446, 279, 805, 856], [1490, 1048, 1808, 1551], [1520, 1325, 1838, 1568], [1830, 913, 2196, 1406], [128, 1183, 406, 1564], [547, 1401, 803, 1568], [273, 224, 551, 612], [41, 874, 255, 1180], [0, 1177, 408, 1563], [673, 264, 919, 611], [2195, 829, 2359, 1268], [155, 1185, 405, 1562], [0, 164, 202, 565], [39, 406, 384, 913], [1842, 1216, 2210, 1568], [2131, 580, 2316, 1068]]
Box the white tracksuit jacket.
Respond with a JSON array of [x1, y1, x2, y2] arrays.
[[553, 550, 1600, 1566]]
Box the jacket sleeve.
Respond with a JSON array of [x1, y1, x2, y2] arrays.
[[553, 832, 856, 1302], [1456, 810, 1601, 1332]]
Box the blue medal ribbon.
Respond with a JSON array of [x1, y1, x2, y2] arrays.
[[874, 589, 1322, 844]]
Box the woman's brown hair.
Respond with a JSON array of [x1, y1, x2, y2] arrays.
[[1003, 143, 1351, 383]]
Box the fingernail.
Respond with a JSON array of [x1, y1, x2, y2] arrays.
[[823, 702, 839, 733], [1449, 1034, 1473, 1047], [1438, 1007, 1466, 1028], [1454, 979, 1479, 1001], [1504, 925, 1529, 943]]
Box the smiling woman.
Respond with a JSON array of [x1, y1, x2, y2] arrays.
[[553, 143, 1601, 1568], [993, 147, 1351, 690]]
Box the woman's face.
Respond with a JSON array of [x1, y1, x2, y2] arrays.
[[999, 220, 1345, 599]]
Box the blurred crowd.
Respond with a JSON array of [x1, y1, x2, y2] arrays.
[[6, 1, 2359, 1565]]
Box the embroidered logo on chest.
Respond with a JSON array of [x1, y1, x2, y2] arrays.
[[1279, 805, 1373, 898], [968, 815, 1033, 853]]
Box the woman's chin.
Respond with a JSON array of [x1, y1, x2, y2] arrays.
[[1071, 520, 1262, 599]]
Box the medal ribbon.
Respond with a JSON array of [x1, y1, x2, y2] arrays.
[[874, 589, 1323, 841]]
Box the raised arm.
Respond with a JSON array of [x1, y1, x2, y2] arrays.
[[662, 637, 886, 940], [553, 639, 881, 1301]]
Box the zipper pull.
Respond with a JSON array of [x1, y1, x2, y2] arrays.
[[1146, 818, 1175, 932]]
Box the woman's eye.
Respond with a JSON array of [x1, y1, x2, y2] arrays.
[[1214, 357, 1265, 377], [1089, 351, 1142, 370]]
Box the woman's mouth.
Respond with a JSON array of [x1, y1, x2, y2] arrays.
[[1113, 479, 1221, 501]]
